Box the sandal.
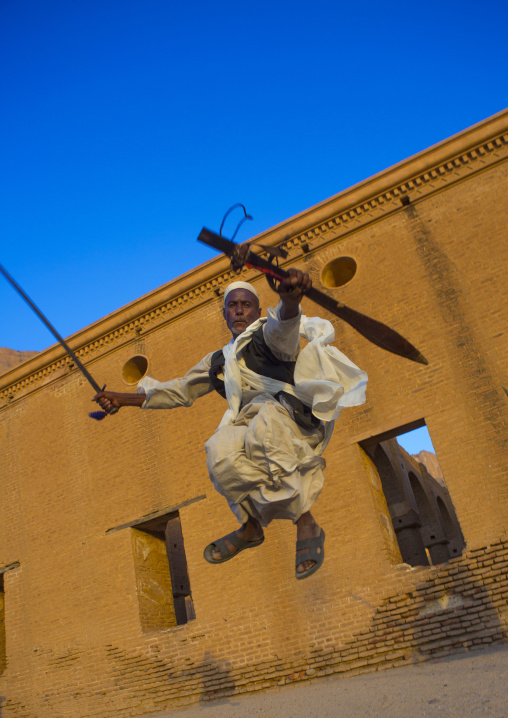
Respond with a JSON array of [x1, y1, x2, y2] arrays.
[[295, 528, 325, 580], [204, 531, 265, 564]]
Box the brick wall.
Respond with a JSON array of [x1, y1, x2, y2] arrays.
[[1, 539, 506, 716], [0, 111, 507, 717]]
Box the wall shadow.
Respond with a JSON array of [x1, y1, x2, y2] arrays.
[[198, 650, 237, 705], [309, 541, 508, 674]]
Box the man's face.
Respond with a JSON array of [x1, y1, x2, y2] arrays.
[[223, 289, 261, 337]]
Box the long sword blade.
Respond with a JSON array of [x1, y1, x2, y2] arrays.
[[0, 263, 102, 393]]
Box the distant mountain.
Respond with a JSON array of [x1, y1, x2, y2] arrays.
[[0, 347, 39, 375], [412, 449, 444, 482]]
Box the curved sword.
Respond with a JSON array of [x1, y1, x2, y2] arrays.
[[197, 228, 428, 365]]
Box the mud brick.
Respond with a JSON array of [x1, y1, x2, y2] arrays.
[[1, 110, 507, 718]]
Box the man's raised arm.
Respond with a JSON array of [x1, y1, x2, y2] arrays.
[[276, 268, 312, 320], [262, 268, 312, 361]]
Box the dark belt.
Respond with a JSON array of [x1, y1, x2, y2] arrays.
[[274, 391, 322, 430]]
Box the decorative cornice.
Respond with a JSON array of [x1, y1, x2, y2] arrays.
[[264, 127, 507, 258], [1, 111, 507, 408]]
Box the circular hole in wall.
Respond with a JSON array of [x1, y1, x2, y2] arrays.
[[122, 355, 148, 385], [321, 257, 357, 288]]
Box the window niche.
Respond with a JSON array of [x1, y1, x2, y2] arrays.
[[359, 420, 465, 567], [122, 354, 149, 385], [321, 256, 357, 288], [131, 512, 195, 631], [0, 573, 5, 674], [0, 564, 17, 674]]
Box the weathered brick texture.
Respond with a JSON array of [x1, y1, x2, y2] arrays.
[[0, 110, 507, 717]]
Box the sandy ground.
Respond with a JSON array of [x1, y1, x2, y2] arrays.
[[138, 643, 508, 718]]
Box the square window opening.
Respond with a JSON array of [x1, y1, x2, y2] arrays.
[[131, 512, 195, 630], [359, 420, 465, 567], [1, 573, 6, 674]]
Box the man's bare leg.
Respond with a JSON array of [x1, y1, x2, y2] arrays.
[[210, 516, 264, 561], [296, 511, 322, 574]]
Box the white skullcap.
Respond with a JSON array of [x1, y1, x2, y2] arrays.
[[223, 281, 259, 305]]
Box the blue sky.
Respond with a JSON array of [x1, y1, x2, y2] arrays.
[[1, 1, 506, 451]]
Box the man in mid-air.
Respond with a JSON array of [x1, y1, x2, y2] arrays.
[[93, 269, 367, 579]]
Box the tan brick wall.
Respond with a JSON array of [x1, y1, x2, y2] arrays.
[[0, 579, 6, 674], [0, 111, 507, 717]]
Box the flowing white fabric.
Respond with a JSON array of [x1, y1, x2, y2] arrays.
[[206, 397, 326, 526], [219, 314, 367, 431], [219, 318, 265, 428], [137, 308, 367, 526]]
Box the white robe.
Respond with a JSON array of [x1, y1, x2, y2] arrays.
[[138, 304, 367, 526]]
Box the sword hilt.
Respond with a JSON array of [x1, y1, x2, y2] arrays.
[[89, 385, 119, 421]]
